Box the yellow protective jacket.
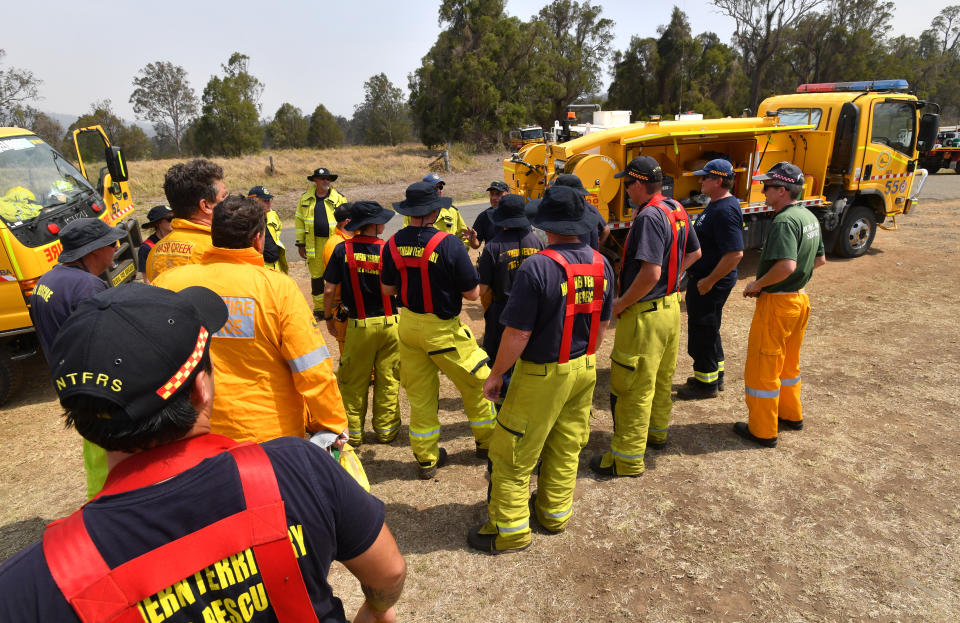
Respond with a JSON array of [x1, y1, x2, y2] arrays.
[[144, 218, 212, 283], [152, 245, 347, 441], [294, 187, 347, 258], [265, 209, 288, 273]]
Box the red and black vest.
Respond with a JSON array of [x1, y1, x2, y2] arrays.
[[344, 236, 393, 320], [387, 230, 448, 314], [621, 193, 690, 296], [540, 248, 606, 364], [42, 435, 319, 623]]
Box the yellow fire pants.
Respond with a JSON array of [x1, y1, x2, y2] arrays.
[[479, 354, 596, 549], [83, 439, 107, 499], [744, 292, 810, 439], [307, 256, 325, 311], [599, 292, 680, 476], [397, 308, 496, 467], [338, 316, 401, 445]]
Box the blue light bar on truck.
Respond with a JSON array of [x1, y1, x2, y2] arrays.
[[797, 79, 909, 93]]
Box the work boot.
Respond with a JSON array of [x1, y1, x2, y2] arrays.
[[588, 454, 641, 478], [475, 442, 489, 460], [733, 422, 777, 448], [687, 376, 724, 392], [529, 491, 564, 534], [676, 380, 719, 400], [418, 447, 448, 480], [467, 525, 531, 555], [778, 417, 804, 431]]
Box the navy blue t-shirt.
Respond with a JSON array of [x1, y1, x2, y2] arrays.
[[500, 243, 614, 363], [472, 208, 500, 245], [29, 264, 107, 359], [688, 195, 744, 287], [380, 226, 478, 319], [577, 204, 608, 250], [0, 436, 384, 623], [313, 193, 331, 238], [620, 198, 700, 301], [138, 232, 161, 274], [477, 228, 545, 301], [323, 237, 398, 319]]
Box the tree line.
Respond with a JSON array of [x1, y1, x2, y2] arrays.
[[1, 0, 958, 159]]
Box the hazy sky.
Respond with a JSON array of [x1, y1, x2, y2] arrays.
[[2, 0, 949, 125]]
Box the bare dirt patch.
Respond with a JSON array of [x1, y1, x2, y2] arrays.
[[2, 176, 959, 621]]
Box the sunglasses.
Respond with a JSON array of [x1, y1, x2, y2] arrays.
[[762, 184, 785, 192]]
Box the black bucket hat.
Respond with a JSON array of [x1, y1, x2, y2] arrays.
[[393, 181, 453, 217], [142, 205, 174, 229], [552, 174, 591, 197], [50, 283, 228, 421], [345, 201, 395, 231], [307, 167, 338, 182], [58, 218, 127, 264], [489, 194, 530, 229], [528, 186, 598, 236]]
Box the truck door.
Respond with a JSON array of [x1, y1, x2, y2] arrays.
[[860, 100, 915, 214]]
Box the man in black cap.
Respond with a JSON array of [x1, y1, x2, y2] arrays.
[[381, 181, 496, 479], [677, 158, 745, 400], [476, 194, 544, 385], [323, 201, 401, 447], [737, 161, 825, 448], [137, 205, 173, 281], [30, 217, 127, 497], [468, 185, 614, 554], [0, 283, 406, 623], [295, 167, 347, 317], [552, 174, 611, 250], [465, 180, 509, 249], [248, 185, 287, 273], [590, 156, 701, 478]]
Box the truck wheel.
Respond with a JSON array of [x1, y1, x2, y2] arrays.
[[0, 355, 23, 406], [835, 205, 876, 258]]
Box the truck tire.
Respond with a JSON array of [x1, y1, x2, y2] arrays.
[[0, 354, 23, 406], [834, 205, 876, 258]]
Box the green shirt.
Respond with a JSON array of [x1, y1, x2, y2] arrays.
[[757, 202, 825, 293]]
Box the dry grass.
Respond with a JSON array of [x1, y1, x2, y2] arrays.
[[2, 179, 960, 621]]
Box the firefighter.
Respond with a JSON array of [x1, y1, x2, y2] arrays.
[[676, 159, 745, 400], [153, 195, 348, 444], [404, 173, 471, 248], [552, 174, 611, 250], [0, 283, 406, 622], [137, 205, 173, 281], [381, 181, 496, 479], [323, 201, 401, 447], [322, 204, 354, 358], [247, 185, 287, 273], [476, 193, 544, 394], [295, 167, 347, 319], [737, 162, 826, 447], [145, 159, 227, 282], [465, 180, 509, 249], [590, 156, 701, 478], [468, 185, 614, 554]]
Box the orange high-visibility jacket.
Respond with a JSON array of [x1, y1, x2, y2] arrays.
[[144, 218, 213, 282], [154, 246, 347, 441]]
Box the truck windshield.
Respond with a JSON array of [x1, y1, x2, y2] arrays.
[[778, 108, 822, 128], [521, 128, 544, 140], [871, 102, 915, 156], [0, 135, 96, 226]]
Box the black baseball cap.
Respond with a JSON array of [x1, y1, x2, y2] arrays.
[[753, 161, 804, 186], [142, 205, 174, 229], [528, 185, 599, 236], [50, 283, 228, 421], [486, 181, 509, 193], [552, 174, 591, 197], [308, 167, 338, 182], [247, 185, 274, 200], [58, 218, 127, 264], [345, 201, 395, 231], [693, 158, 735, 179], [489, 194, 530, 229], [614, 156, 663, 183], [393, 181, 453, 217]]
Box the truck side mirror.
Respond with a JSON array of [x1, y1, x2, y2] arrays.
[[105, 146, 129, 183], [917, 113, 939, 152]]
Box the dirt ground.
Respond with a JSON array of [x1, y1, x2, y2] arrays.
[[1, 174, 959, 622]]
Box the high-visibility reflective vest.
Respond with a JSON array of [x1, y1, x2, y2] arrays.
[[387, 231, 448, 314], [540, 248, 606, 364], [345, 236, 393, 320], [42, 434, 319, 623]]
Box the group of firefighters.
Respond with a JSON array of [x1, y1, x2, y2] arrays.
[[38, 154, 825, 557]]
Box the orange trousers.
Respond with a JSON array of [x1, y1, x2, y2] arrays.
[[743, 292, 810, 439]]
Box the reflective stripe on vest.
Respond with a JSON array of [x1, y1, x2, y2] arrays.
[[620, 193, 690, 295], [539, 248, 605, 364], [42, 437, 319, 623], [345, 236, 393, 320], [387, 231, 448, 314]]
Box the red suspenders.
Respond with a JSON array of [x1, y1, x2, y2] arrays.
[[387, 230, 448, 314], [42, 436, 319, 623], [620, 193, 690, 295], [540, 248, 606, 364], [345, 236, 393, 320]]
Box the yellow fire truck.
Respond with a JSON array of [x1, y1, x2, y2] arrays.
[[505, 79, 939, 261], [0, 125, 140, 404]]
